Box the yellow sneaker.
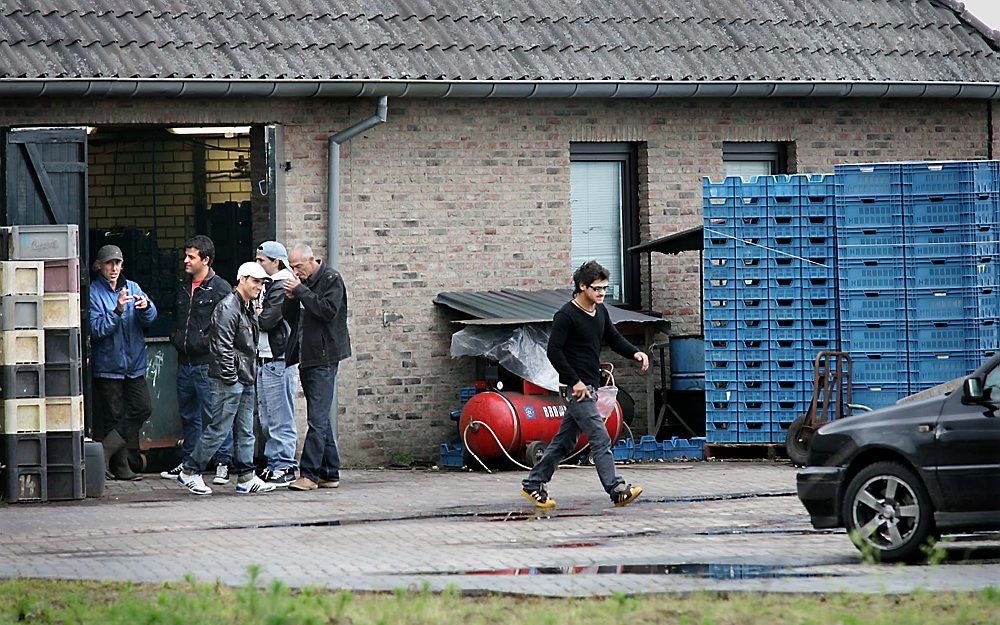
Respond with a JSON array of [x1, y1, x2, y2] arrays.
[[521, 486, 556, 509], [612, 484, 643, 507]]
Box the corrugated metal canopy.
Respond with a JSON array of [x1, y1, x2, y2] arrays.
[[434, 288, 668, 327]]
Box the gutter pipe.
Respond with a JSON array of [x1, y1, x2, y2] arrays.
[[0, 79, 998, 100], [323, 96, 387, 445]]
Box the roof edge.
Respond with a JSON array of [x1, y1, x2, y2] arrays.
[[935, 0, 1000, 51], [0, 79, 998, 99]]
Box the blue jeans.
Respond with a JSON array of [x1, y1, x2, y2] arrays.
[[522, 394, 624, 495], [256, 360, 299, 471], [184, 378, 256, 476], [177, 363, 232, 466], [299, 363, 341, 482]]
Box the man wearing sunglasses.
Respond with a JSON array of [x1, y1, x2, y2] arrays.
[[521, 260, 649, 509]]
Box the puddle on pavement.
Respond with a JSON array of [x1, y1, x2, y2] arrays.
[[410, 563, 842, 579]]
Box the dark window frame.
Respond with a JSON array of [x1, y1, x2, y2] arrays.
[[722, 141, 788, 174], [569, 142, 641, 308]]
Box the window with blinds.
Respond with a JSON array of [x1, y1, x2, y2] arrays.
[[570, 143, 639, 306], [722, 142, 789, 178]]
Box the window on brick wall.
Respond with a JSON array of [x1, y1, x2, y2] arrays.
[[570, 142, 640, 307], [723, 142, 789, 177]]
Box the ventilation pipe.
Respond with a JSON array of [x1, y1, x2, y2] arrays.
[[325, 96, 388, 443]]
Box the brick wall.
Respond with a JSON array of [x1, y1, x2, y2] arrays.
[[1, 96, 992, 463], [203, 136, 252, 207]]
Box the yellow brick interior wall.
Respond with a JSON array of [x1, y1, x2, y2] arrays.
[[204, 136, 252, 207]]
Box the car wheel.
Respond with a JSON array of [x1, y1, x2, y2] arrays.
[[842, 461, 936, 563]]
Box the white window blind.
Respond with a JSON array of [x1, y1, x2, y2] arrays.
[[571, 161, 624, 302], [724, 160, 772, 178]]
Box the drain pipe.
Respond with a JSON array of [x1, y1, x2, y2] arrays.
[[325, 96, 388, 443], [328, 96, 388, 262]]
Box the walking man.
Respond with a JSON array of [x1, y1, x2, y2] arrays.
[[162, 235, 235, 485], [89, 244, 158, 481], [178, 262, 275, 495], [283, 244, 351, 491], [254, 241, 299, 487], [521, 260, 648, 509]]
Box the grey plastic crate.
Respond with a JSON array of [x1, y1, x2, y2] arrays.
[[1, 432, 46, 466], [46, 465, 84, 501], [0, 225, 79, 261], [44, 362, 81, 396], [1, 465, 45, 502], [0, 295, 42, 330], [44, 328, 81, 364], [1, 364, 44, 398], [46, 430, 82, 467], [43, 258, 80, 293]]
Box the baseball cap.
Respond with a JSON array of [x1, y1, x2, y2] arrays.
[[237, 261, 270, 281], [256, 241, 289, 268], [95, 244, 124, 263]]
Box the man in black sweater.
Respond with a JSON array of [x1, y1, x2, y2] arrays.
[[522, 260, 648, 509]]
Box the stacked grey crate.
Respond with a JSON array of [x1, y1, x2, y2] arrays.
[[0, 225, 83, 502]]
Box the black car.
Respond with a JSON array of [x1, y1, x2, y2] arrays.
[[797, 355, 1000, 562]]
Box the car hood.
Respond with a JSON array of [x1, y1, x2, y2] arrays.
[[819, 392, 946, 436]]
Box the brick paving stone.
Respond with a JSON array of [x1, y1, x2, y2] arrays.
[[0, 463, 997, 596]]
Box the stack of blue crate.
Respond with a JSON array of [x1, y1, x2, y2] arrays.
[[835, 161, 1000, 405], [703, 175, 838, 444]]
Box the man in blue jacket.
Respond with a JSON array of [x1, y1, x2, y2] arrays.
[[89, 244, 158, 480]]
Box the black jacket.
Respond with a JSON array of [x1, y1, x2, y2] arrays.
[[282, 261, 351, 368], [258, 269, 293, 359], [169, 269, 233, 365], [208, 291, 259, 385]]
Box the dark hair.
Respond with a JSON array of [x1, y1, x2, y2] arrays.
[[572, 260, 610, 294], [184, 235, 215, 266]]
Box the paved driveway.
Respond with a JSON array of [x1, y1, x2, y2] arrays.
[[1, 462, 998, 596]]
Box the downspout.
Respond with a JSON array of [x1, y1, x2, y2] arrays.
[[328, 96, 388, 262], [325, 95, 388, 444]]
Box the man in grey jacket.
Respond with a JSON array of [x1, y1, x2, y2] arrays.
[[178, 261, 276, 495], [254, 241, 299, 487]]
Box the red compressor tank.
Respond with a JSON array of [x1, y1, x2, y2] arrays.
[[459, 390, 623, 466]]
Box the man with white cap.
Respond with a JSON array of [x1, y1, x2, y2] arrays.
[[178, 261, 275, 495], [253, 241, 299, 487], [89, 244, 157, 480]]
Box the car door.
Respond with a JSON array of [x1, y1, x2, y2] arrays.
[[932, 361, 1000, 512]]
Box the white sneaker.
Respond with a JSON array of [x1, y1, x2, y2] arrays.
[[213, 463, 230, 485], [235, 475, 277, 494], [160, 463, 183, 480], [178, 471, 212, 495]]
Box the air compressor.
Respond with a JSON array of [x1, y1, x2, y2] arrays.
[[459, 373, 624, 469]]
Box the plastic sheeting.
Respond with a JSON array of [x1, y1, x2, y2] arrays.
[[450, 324, 560, 391]]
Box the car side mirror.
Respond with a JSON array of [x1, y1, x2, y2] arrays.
[[964, 378, 984, 402]]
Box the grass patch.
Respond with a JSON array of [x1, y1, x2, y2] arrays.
[[0, 572, 997, 625]]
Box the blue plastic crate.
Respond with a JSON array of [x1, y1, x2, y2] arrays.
[[459, 387, 477, 410], [909, 321, 980, 353], [738, 368, 768, 386], [738, 421, 778, 444], [840, 290, 908, 322], [768, 214, 802, 229], [802, 173, 836, 199], [439, 442, 465, 468], [769, 284, 802, 301], [634, 435, 662, 461], [662, 437, 706, 460], [975, 195, 1000, 225], [767, 174, 802, 198], [802, 284, 837, 303], [733, 176, 769, 200], [612, 438, 635, 462], [975, 227, 999, 259], [907, 288, 981, 321], [908, 258, 980, 290], [904, 227, 977, 259], [980, 321, 999, 353], [841, 322, 908, 353], [838, 227, 905, 260], [839, 258, 906, 291], [735, 263, 769, 282], [735, 297, 768, 311], [849, 352, 910, 385], [734, 324, 768, 343], [835, 197, 905, 229], [847, 383, 909, 411], [737, 239, 770, 261], [769, 325, 803, 343], [978, 291, 1000, 319], [770, 317, 804, 331], [835, 163, 903, 198], [736, 223, 768, 240], [802, 255, 835, 279], [705, 256, 737, 277], [910, 351, 978, 387], [706, 424, 738, 444], [771, 385, 807, 404], [902, 161, 997, 196], [902, 193, 980, 228]]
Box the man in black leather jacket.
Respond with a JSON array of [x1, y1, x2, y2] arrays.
[[161, 235, 235, 485], [283, 243, 352, 491], [177, 262, 276, 495]]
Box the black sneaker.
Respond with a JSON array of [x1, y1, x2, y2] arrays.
[[265, 468, 296, 487], [520, 485, 556, 509], [611, 483, 643, 507]]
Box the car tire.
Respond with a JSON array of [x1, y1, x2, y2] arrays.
[[842, 461, 936, 563], [524, 441, 547, 467]]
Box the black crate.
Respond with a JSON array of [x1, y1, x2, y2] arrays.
[[44, 362, 82, 396], [46, 465, 84, 501], [1, 364, 44, 399], [1, 432, 46, 466], [43, 328, 81, 364], [45, 430, 82, 467], [2, 465, 45, 502]]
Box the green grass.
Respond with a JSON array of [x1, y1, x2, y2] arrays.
[[1, 572, 997, 625]]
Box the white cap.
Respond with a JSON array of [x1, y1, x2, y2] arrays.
[[237, 261, 269, 281]]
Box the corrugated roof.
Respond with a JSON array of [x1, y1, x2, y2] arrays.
[[0, 1, 997, 83], [434, 289, 667, 327]]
